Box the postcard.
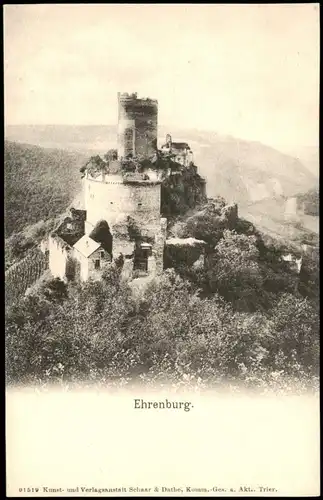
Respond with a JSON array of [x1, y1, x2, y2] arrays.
[[4, 4, 320, 497]]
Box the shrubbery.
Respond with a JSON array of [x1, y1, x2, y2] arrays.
[[5, 261, 319, 392]]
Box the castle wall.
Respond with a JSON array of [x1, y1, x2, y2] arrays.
[[161, 145, 194, 167], [48, 235, 71, 281], [116, 217, 167, 280], [117, 118, 135, 158], [117, 92, 158, 159], [155, 217, 167, 273], [113, 239, 135, 257], [84, 176, 161, 232]]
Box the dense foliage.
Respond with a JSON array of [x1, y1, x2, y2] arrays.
[[6, 225, 319, 392], [296, 187, 319, 216]]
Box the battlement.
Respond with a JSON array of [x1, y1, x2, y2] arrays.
[[122, 178, 162, 186], [86, 172, 124, 184], [85, 172, 162, 186], [118, 92, 158, 106]]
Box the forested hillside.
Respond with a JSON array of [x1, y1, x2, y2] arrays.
[[4, 141, 86, 237]]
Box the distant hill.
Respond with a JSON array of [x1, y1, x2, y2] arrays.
[[4, 141, 87, 237], [194, 139, 317, 205], [275, 145, 319, 178], [239, 196, 319, 251], [5, 125, 118, 155]]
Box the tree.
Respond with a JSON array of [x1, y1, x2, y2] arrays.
[[298, 253, 320, 299], [103, 149, 118, 163], [207, 230, 264, 310], [82, 155, 108, 178], [268, 293, 320, 376]]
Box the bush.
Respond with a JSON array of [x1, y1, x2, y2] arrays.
[[5, 267, 319, 392]]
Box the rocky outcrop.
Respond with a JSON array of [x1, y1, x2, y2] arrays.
[[164, 238, 207, 270], [161, 164, 207, 219], [170, 198, 239, 247]]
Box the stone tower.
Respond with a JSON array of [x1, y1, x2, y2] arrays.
[[117, 92, 158, 159]]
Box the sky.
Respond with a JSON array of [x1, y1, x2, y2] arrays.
[[4, 4, 320, 149]]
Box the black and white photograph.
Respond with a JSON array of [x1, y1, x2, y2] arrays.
[[4, 4, 320, 497]]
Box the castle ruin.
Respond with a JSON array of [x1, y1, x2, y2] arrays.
[[46, 92, 204, 283]]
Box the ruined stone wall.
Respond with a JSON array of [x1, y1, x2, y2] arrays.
[[154, 217, 167, 274], [55, 212, 85, 247], [117, 92, 158, 159], [73, 247, 89, 282], [48, 234, 72, 281], [113, 239, 135, 257], [114, 216, 167, 280]]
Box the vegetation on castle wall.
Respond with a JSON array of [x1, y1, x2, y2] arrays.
[[81, 149, 175, 178], [103, 149, 118, 163], [81, 155, 109, 178], [80, 149, 207, 227]]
